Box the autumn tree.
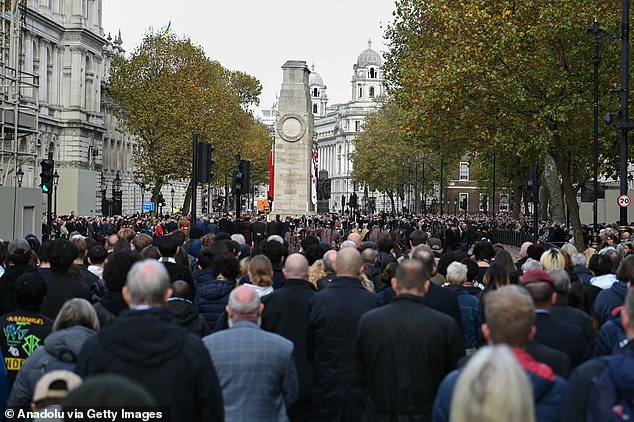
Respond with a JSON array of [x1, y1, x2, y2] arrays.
[[107, 31, 270, 208], [384, 0, 625, 249]]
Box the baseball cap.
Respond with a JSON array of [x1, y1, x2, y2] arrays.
[[519, 269, 555, 287], [428, 238, 442, 251], [8, 238, 30, 255], [32, 370, 82, 404]]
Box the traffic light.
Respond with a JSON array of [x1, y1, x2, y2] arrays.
[[39, 159, 54, 193], [481, 195, 488, 213], [461, 197, 467, 211], [526, 167, 538, 203], [158, 193, 166, 206], [196, 142, 216, 182], [233, 160, 245, 195]]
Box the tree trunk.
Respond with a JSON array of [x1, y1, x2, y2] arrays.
[[550, 131, 584, 251], [543, 154, 565, 223], [388, 192, 396, 214]]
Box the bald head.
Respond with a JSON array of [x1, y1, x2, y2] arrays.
[[284, 253, 309, 279], [227, 285, 262, 323], [336, 247, 362, 277], [347, 233, 362, 248]]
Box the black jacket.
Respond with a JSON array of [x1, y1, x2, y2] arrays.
[[525, 340, 572, 379], [357, 294, 464, 421], [166, 298, 211, 337], [41, 272, 91, 320], [93, 291, 128, 328], [75, 308, 223, 422], [262, 278, 316, 402], [380, 283, 463, 336], [534, 311, 590, 367], [161, 261, 195, 295], [551, 295, 595, 353], [307, 276, 380, 421], [0, 264, 37, 315]]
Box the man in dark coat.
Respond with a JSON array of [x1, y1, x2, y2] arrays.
[[262, 253, 317, 421], [307, 247, 379, 421], [75, 259, 224, 422], [520, 269, 590, 367], [356, 259, 463, 421], [41, 239, 90, 319], [157, 234, 194, 295], [266, 214, 282, 237], [251, 216, 267, 248], [167, 281, 211, 337], [0, 239, 37, 316]]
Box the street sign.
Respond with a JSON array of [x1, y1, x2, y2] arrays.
[[617, 194, 631, 208], [143, 201, 155, 211]]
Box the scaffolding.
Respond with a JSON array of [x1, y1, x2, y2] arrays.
[[0, 0, 39, 188]]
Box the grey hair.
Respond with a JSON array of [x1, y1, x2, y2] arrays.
[[548, 268, 570, 294], [446, 261, 468, 286], [230, 234, 246, 244], [571, 253, 586, 267], [322, 250, 337, 272], [125, 259, 171, 307], [228, 287, 260, 317], [521, 258, 543, 273], [339, 240, 357, 250], [53, 298, 100, 331]]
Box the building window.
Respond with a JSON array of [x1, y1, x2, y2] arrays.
[[355, 121, 361, 132], [479, 193, 489, 212], [313, 104, 318, 114], [313, 87, 318, 97], [459, 162, 469, 181], [499, 194, 509, 211], [369, 86, 375, 97], [459, 193, 468, 211], [370, 67, 376, 78], [358, 85, 363, 98]]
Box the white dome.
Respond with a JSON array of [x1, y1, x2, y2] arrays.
[[309, 67, 324, 87], [357, 39, 382, 68]]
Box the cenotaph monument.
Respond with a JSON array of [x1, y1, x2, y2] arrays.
[[272, 60, 314, 216]]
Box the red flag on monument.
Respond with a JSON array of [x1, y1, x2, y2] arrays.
[[268, 144, 274, 201]]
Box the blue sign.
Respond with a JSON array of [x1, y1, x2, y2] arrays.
[[143, 202, 155, 212]]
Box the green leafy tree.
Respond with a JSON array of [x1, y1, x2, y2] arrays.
[[107, 31, 270, 209], [385, 0, 624, 248]]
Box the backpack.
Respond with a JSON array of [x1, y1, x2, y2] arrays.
[[587, 353, 634, 422]]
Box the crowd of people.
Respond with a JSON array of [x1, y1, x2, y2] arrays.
[[0, 210, 632, 421]]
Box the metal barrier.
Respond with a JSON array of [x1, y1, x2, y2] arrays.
[[491, 229, 558, 249]]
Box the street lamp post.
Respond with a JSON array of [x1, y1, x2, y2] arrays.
[[113, 172, 122, 215], [16, 166, 23, 187], [53, 170, 60, 217], [171, 188, 175, 214]]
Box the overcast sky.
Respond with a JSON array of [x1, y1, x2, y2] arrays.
[[102, 0, 396, 109]]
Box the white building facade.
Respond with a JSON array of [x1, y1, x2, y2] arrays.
[[314, 40, 384, 212]]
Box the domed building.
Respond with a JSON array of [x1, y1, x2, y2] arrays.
[[309, 64, 328, 118], [314, 40, 385, 213]]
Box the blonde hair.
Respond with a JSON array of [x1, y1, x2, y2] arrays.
[[450, 345, 534, 422], [308, 259, 327, 287], [247, 255, 273, 287], [540, 249, 566, 271]]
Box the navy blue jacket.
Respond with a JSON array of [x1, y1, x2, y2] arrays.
[[594, 306, 628, 357], [434, 349, 566, 422], [307, 276, 380, 421], [193, 268, 235, 328], [593, 281, 628, 326]]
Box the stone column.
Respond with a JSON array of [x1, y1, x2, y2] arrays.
[[273, 60, 314, 216]]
